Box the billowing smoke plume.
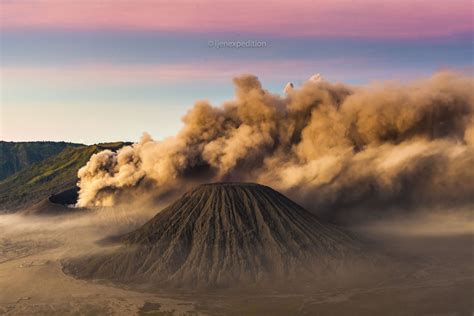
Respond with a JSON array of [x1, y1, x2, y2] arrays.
[[77, 72, 474, 220]]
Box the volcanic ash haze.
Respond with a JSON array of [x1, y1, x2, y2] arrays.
[[76, 72, 474, 219], [64, 183, 361, 288]]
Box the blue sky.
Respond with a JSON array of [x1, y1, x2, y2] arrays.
[[1, 1, 472, 144]]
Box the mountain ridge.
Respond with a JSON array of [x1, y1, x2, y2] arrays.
[[0, 142, 129, 212], [0, 141, 82, 180]]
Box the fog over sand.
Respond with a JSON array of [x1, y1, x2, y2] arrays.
[[0, 206, 472, 315], [0, 206, 202, 315], [76, 72, 474, 222]]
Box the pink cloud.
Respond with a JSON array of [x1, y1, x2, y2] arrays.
[[2, 59, 348, 86], [1, 0, 472, 38]]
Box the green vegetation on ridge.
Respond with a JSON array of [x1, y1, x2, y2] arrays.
[[0, 142, 128, 212], [0, 141, 82, 180]]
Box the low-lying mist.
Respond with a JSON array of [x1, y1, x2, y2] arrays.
[[0, 203, 158, 262], [1, 208, 471, 293]]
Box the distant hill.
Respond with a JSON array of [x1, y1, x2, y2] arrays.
[[0, 142, 129, 213], [0, 141, 83, 180], [64, 183, 361, 289]]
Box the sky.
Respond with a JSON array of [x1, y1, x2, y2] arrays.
[[1, 0, 473, 144]]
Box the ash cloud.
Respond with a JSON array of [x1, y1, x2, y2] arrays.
[[76, 72, 474, 220]]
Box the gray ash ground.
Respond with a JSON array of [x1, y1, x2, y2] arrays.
[[0, 183, 472, 315]]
